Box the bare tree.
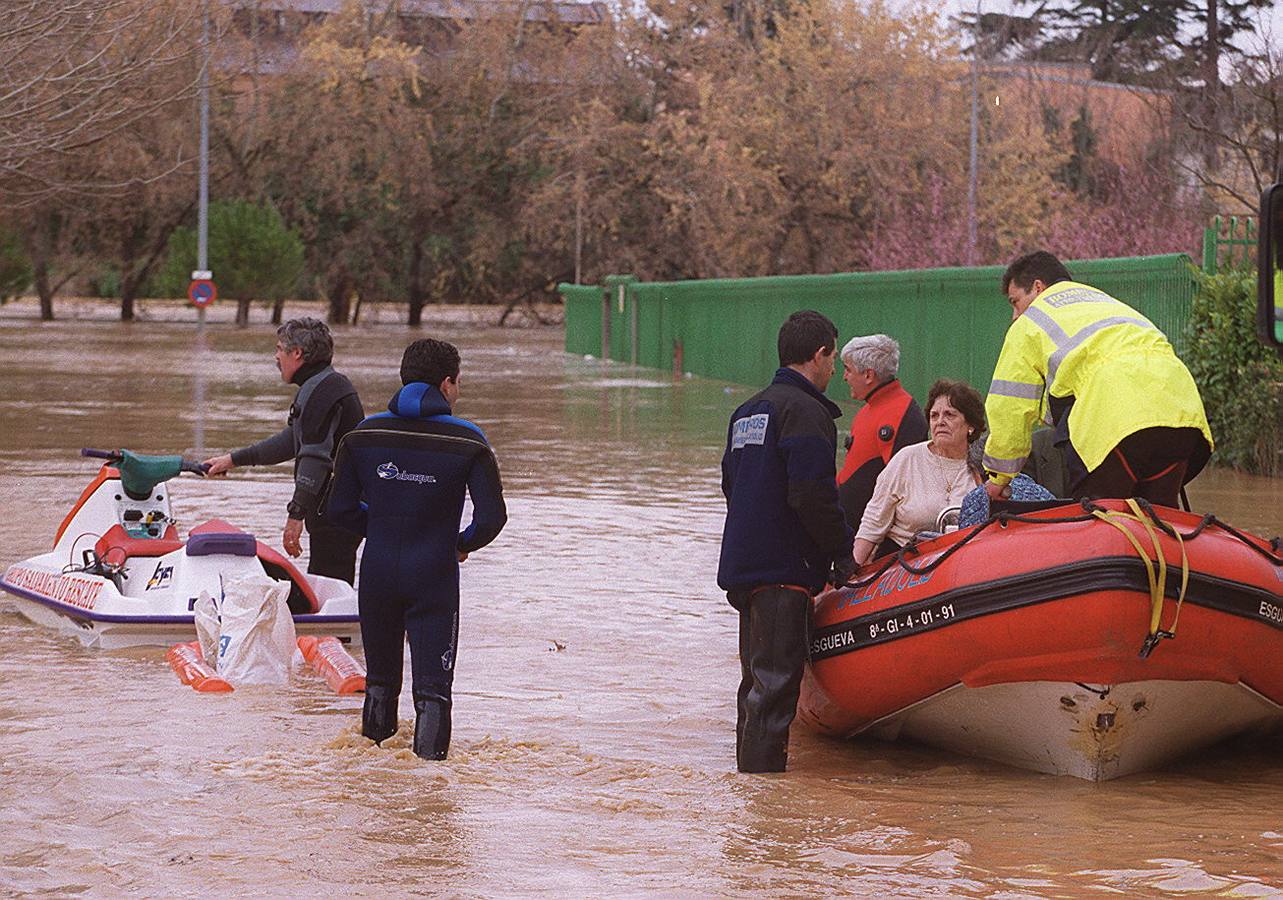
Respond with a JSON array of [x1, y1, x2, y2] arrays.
[[0, 0, 203, 206], [1171, 28, 1282, 211]]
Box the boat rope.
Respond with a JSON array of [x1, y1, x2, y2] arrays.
[[838, 497, 1229, 599], [1089, 499, 1189, 657]]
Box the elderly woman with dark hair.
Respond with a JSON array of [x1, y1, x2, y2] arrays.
[[852, 379, 986, 564]]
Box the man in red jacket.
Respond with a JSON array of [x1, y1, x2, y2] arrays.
[[836, 334, 928, 530]]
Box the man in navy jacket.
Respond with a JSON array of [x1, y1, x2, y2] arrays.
[[326, 338, 507, 760], [718, 310, 856, 773]]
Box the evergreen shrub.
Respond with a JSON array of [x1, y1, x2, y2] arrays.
[[0, 228, 31, 302], [151, 200, 304, 309], [1185, 266, 1283, 475]]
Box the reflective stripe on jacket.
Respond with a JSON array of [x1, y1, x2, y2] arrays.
[[983, 281, 1213, 478]]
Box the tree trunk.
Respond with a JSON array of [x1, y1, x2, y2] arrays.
[[407, 240, 425, 327], [271, 297, 285, 324], [236, 297, 252, 327], [327, 274, 350, 324], [33, 257, 54, 321], [119, 269, 147, 321], [1202, 0, 1221, 170], [22, 209, 58, 321], [1204, 0, 1220, 96]]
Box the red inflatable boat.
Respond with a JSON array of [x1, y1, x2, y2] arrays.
[[798, 498, 1283, 780]]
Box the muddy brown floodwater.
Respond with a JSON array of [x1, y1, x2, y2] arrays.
[[2, 315, 1283, 896]]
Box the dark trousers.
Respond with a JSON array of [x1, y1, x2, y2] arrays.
[[358, 554, 459, 759], [732, 585, 812, 773], [358, 583, 459, 706], [305, 510, 363, 585], [1073, 426, 1208, 508]]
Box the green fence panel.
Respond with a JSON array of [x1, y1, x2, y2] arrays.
[[559, 253, 1196, 403], [562, 284, 601, 356], [1202, 216, 1257, 275]]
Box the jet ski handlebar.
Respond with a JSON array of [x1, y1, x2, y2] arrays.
[[81, 448, 210, 476]]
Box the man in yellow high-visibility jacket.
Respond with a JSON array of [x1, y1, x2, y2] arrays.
[[982, 251, 1212, 507]]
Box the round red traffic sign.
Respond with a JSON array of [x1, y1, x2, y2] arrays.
[[188, 279, 217, 307]]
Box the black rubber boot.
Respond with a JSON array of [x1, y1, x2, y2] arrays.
[[412, 695, 452, 760], [736, 586, 811, 774], [362, 685, 400, 744]]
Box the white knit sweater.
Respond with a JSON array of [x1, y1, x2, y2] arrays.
[[856, 441, 980, 548]]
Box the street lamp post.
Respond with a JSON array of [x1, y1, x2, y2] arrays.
[[194, 0, 211, 456], [967, 0, 980, 267]]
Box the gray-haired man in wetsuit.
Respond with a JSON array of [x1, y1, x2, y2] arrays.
[[203, 317, 365, 583]]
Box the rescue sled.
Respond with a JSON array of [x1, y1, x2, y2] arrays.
[[0, 449, 360, 649], [798, 498, 1283, 780]]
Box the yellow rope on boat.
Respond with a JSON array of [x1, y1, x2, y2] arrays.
[[1091, 499, 1190, 657]]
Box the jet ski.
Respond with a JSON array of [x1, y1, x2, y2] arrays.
[[0, 449, 360, 649]]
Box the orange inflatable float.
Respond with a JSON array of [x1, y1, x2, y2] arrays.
[[166, 641, 233, 693], [298, 635, 367, 695]]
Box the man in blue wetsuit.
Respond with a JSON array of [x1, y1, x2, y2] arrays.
[[326, 338, 507, 760]]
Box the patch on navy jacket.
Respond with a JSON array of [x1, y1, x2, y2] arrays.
[[376, 461, 437, 484], [731, 413, 769, 449]]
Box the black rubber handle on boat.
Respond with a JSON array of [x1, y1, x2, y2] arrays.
[[181, 460, 211, 476], [81, 448, 121, 461]]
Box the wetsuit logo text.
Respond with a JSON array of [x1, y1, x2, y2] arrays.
[[376, 462, 438, 484]]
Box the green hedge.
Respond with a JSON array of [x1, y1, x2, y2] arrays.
[[1185, 267, 1283, 475]]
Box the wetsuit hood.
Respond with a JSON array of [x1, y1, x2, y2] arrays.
[[388, 382, 452, 418]]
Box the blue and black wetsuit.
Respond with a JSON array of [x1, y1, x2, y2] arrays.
[[326, 382, 507, 751]]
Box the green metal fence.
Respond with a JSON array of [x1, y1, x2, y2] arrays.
[[561, 254, 1198, 403], [1202, 215, 1257, 274]]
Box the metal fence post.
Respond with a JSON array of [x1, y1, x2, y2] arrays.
[[600, 285, 611, 359], [629, 286, 639, 365], [1203, 217, 1219, 274]]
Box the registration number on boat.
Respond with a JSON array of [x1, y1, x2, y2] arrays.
[[868, 602, 956, 638]]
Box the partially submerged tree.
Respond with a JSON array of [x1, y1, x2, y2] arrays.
[[258, 1, 419, 324], [153, 199, 305, 326]]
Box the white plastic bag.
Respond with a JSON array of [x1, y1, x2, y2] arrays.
[[193, 569, 296, 685]]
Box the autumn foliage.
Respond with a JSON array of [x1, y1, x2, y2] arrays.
[[0, 0, 1229, 321]]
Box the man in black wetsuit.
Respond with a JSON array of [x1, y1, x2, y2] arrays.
[[326, 338, 507, 759], [203, 317, 365, 583]]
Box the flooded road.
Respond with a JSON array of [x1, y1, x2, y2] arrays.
[[2, 312, 1283, 896]]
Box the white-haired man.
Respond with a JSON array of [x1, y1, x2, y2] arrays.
[[203, 317, 365, 583], [836, 334, 927, 529]]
